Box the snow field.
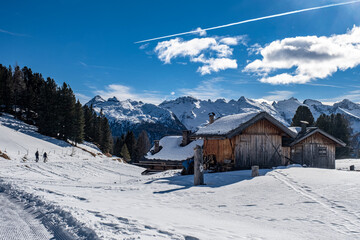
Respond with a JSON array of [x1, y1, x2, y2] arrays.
[[1, 114, 360, 239]]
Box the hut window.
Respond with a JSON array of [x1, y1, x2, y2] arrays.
[[318, 147, 327, 156]]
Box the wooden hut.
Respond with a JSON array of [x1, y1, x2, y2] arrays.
[[194, 112, 296, 170], [289, 127, 346, 169]]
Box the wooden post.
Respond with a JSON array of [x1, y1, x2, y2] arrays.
[[251, 165, 259, 177], [194, 145, 204, 186]]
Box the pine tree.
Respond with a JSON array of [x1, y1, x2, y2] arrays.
[[291, 106, 314, 127], [316, 113, 351, 158], [125, 131, 136, 162], [100, 116, 113, 153], [113, 135, 125, 157], [94, 113, 103, 145], [134, 130, 150, 162], [12, 65, 26, 114], [3, 65, 14, 112], [0, 64, 9, 109], [73, 100, 85, 144], [120, 144, 131, 162], [38, 78, 58, 136], [57, 83, 76, 141], [315, 114, 331, 133], [83, 105, 94, 142]]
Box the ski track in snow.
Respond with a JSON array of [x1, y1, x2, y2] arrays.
[[0, 192, 53, 240], [269, 170, 360, 236]]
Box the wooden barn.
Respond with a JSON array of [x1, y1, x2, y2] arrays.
[[194, 111, 346, 170], [194, 112, 296, 170], [289, 126, 346, 169]]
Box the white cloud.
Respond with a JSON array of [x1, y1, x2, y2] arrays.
[[260, 90, 295, 102], [154, 36, 245, 75], [75, 93, 92, 104], [178, 78, 236, 100], [139, 43, 149, 49], [94, 84, 165, 104], [195, 57, 237, 75], [319, 89, 360, 104], [219, 36, 246, 46], [245, 25, 360, 84], [171, 91, 175, 95]]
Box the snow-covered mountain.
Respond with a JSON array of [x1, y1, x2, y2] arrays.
[[159, 96, 285, 130], [86, 96, 186, 140], [87, 95, 360, 139], [161, 96, 360, 135]]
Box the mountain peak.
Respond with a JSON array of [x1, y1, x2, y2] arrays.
[[334, 99, 359, 110], [108, 96, 119, 102], [238, 96, 247, 102], [303, 99, 322, 105], [86, 95, 105, 106]]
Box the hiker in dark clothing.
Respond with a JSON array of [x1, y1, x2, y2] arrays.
[[43, 152, 47, 162], [35, 151, 39, 162]]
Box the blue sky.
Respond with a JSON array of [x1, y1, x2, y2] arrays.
[[1, 0, 360, 104]]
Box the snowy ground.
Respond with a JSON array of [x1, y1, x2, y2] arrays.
[[0, 192, 53, 240], [336, 158, 360, 171], [1, 114, 360, 239]]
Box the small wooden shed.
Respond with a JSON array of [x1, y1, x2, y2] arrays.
[[194, 112, 296, 170], [289, 127, 346, 169]]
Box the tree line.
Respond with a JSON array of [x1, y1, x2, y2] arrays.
[[291, 105, 351, 157], [113, 130, 150, 163], [0, 64, 112, 153]]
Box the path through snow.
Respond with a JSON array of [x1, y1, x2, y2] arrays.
[[0, 192, 52, 240]]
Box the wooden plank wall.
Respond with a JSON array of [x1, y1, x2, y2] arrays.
[[291, 132, 336, 169], [203, 119, 286, 169]]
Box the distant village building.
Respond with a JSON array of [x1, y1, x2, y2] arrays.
[[139, 131, 203, 173]]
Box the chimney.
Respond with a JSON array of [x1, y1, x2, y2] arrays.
[[300, 121, 309, 133], [209, 112, 215, 124], [181, 130, 191, 146], [154, 140, 160, 153]]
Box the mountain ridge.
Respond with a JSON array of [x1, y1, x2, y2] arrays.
[[86, 95, 360, 140]]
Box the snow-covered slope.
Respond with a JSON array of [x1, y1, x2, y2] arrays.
[[1, 113, 360, 239], [86, 96, 185, 140]]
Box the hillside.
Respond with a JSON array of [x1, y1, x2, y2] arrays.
[[0, 114, 360, 239]]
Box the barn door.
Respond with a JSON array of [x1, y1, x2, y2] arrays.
[[235, 140, 249, 168], [292, 145, 303, 165]]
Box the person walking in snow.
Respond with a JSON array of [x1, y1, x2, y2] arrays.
[[43, 152, 47, 163], [35, 151, 39, 162]]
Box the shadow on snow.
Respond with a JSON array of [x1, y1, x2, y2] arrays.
[[148, 169, 273, 194]]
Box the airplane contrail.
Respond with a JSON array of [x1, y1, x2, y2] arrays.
[[135, 0, 360, 44]]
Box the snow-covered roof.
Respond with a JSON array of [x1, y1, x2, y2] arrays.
[[288, 127, 302, 134], [289, 127, 346, 147], [195, 111, 296, 138], [145, 136, 203, 161], [195, 111, 259, 136]]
